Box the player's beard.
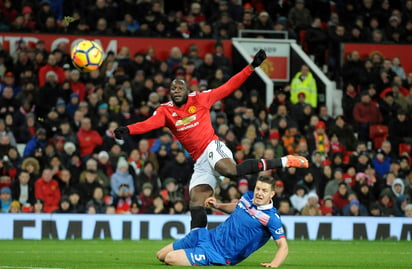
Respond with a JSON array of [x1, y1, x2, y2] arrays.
[[172, 95, 188, 107]]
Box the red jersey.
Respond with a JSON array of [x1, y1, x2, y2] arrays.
[[128, 66, 254, 160]]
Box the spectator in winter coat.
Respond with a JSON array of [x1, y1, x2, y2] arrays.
[[23, 128, 47, 158], [10, 170, 35, 206], [372, 149, 391, 179], [76, 117, 103, 159], [110, 157, 134, 198], [38, 54, 65, 87], [353, 92, 383, 142], [290, 184, 309, 213], [342, 199, 369, 216], [332, 182, 350, 215], [34, 168, 61, 213], [86, 186, 107, 214]]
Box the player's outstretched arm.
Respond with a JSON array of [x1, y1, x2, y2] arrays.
[[205, 49, 267, 106], [205, 197, 237, 214], [260, 237, 288, 268]]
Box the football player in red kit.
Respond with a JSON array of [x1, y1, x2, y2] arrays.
[[114, 49, 308, 229]]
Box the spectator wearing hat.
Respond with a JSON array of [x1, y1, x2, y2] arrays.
[[0, 71, 20, 95], [342, 199, 369, 216], [21, 6, 36, 32], [288, 0, 312, 37], [353, 91, 383, 142], [253, 10, 274, 33], [272, 180, 289, 209], [319, 195, 335, 216], [34, 167, 60, 213], [160, 177, 185, 211], [0, 186, 12, 213], [69, 69, 86, 102], [35, 70, 61, 119], [301, 192, 322, 216], [237, 178, 249, 195], [290, 65, 318, 108], [372, 149, 391, 178], [110, 157, 134, 198], [267, 130, 287, 158], [307, 121, 330, 156], [137, 182, 155, 214], [22, 127, 47, 158]]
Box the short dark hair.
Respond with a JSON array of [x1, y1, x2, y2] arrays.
[[256, 175, 276, 190]]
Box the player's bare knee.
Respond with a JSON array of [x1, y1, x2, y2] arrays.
[[164, 252, 178, 265]]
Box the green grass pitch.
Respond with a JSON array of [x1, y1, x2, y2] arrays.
[[0, 240, 410, 269]]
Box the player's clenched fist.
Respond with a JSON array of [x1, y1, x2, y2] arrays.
[[251, 49, 267, 68], [114, 126, 129, 139], [205, 197, 218, 208]]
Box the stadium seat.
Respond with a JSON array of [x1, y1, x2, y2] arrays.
[[299, 30, 309, 53], [147, 138, 156, 150], [369, 124, 388, 149], [399, 143, 411, 156]]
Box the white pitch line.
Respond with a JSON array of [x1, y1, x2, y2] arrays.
[[0, 265, 67, 269]]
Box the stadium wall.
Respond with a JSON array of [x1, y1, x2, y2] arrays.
[[0, 33, 232, 61], [1, 214, 411, 241], [342, 43, 412, 74]]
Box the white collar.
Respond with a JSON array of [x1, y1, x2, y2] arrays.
[[255, 200, 273, 210]]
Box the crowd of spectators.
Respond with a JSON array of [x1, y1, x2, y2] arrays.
[[0, 0, 411, 218]]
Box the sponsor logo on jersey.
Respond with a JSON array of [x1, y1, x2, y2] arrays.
[[275, 227, 284, 235], [176, 114, 197, 126], [188, 106, 197, 113]]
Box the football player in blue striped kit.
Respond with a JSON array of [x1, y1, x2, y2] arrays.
[[156, 175, 288, 267]]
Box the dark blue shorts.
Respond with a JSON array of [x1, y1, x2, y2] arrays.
[[173, 228, 228, 266]]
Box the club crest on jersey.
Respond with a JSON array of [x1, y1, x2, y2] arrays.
[[188, 106, 197, 114]]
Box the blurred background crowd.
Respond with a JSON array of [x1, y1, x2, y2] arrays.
[[0, 0, 411, 217]]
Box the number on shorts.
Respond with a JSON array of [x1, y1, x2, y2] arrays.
[[194, 254, 206, 261]]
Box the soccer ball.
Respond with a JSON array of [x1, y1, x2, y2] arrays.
[[71, 40, 104, 72]]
